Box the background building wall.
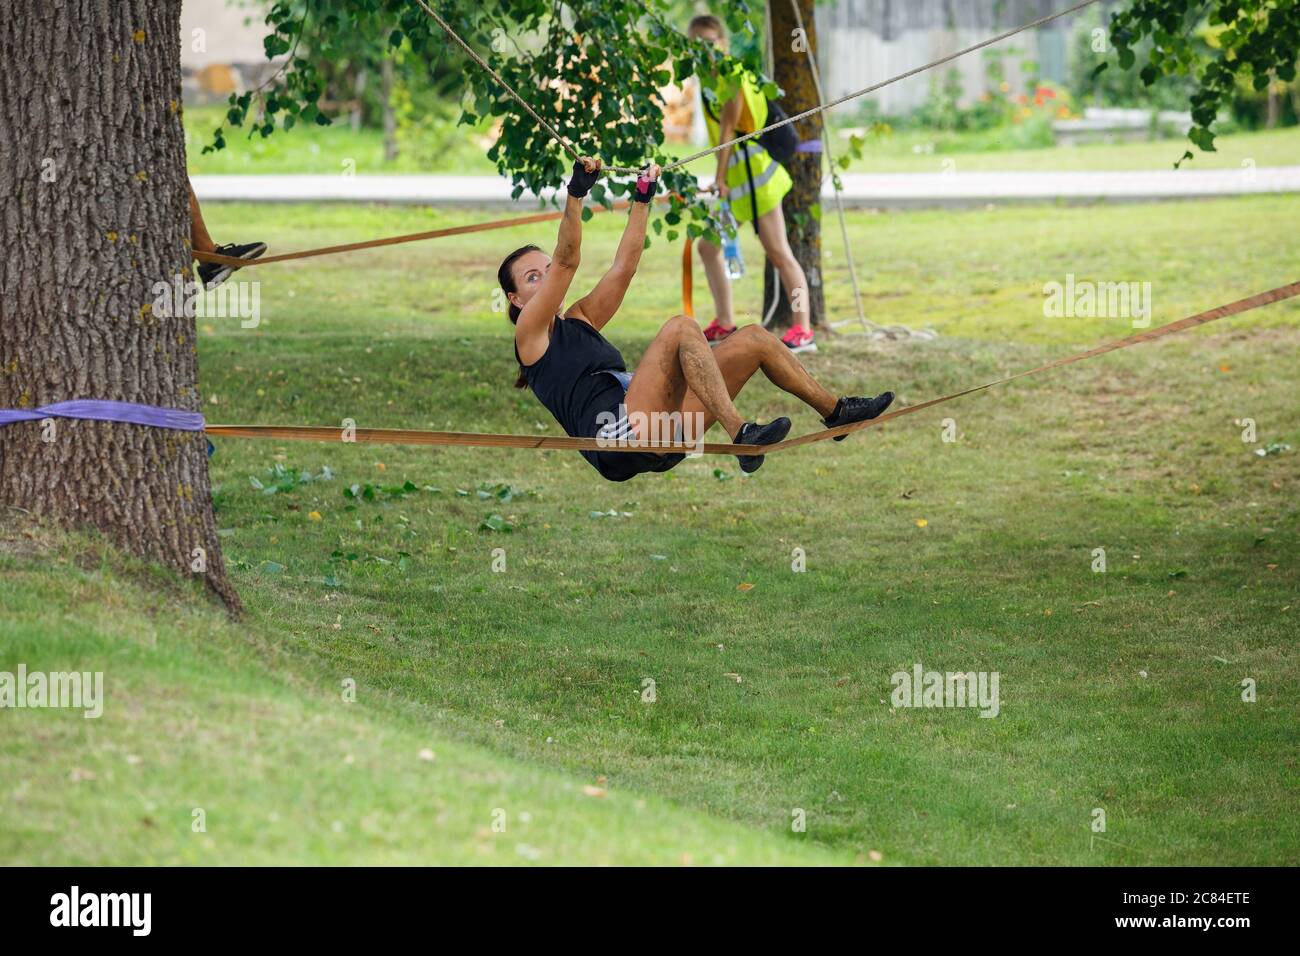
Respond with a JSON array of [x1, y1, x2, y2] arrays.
[[814, 0, 1115, 115]]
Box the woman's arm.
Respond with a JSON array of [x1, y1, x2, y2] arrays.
[[568, 164, 661, 331], [708, 94, 743, 198], [515, 158, 600, 365]]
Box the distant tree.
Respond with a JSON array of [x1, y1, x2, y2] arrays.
[[1070, 5, 1201, 112], [1101, 0, 1300, 160]]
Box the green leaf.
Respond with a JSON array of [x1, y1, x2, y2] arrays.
[[480, 514, 513, 533], [1189, 126, 1217, 152]]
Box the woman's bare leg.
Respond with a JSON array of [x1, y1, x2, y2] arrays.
[[679, 325, 836, 434], [189, 180, 216, 253], [755, 204, 812, 331], [696, 237, 735, 328], [622, 315, 745, 441]]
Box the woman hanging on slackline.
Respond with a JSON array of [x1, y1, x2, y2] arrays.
[[497, 157, 894, 482], [687, 13, 817, 353], [188, 179, 266, 290]]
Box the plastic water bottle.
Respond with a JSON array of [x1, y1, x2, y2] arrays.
[[719, 201, 745, 280]]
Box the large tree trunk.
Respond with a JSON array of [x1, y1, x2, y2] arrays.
[[0, 0, 241, 614], [763, 0, 826, 331]]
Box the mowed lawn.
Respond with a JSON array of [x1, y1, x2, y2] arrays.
[[3, 194, 1297, 865]]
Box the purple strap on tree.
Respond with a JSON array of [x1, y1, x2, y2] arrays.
[[796, 139, 823, 153], [0, 399, 205, 431]]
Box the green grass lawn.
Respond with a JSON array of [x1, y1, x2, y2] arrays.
[[186, 101, 1300, 177], [3, 194, 1297, 865]]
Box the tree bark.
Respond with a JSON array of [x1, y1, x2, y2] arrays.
[[763, 0, 826, 331], [0, 0, 242, 614]]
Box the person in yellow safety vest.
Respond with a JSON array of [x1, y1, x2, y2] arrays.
[[688, 14, 817, 353]]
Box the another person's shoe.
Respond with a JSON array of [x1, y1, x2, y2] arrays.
[[781, 325, 817, 353], [734, 417, 792, 474], [703, 318, 737, 344], [822, 393, 895, 442], [196, 241, 267, 291]]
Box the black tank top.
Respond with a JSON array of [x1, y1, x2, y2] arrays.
[[516, 316, 628, 469]]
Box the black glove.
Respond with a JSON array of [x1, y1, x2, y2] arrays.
[[632, 168, 659, 203], [567, 159, 600, 198]]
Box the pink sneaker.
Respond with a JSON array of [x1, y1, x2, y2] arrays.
[[781, 325, 817, 353], [703, 318, 737, 343]]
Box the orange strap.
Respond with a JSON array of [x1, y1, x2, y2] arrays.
[[769, 279, 1300, 452], [204, 423, 765, 456], [206, 279, 1300, 457], [682, 236, 694, 318], [193, 196, 672, 268]]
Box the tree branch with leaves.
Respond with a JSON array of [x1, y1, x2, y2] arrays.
[[208, 0, 779, 243], [1100, 0, 1300, 163]]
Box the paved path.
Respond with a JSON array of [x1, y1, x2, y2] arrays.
[[192, 166, 1300, 209]]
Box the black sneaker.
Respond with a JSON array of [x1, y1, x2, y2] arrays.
[[822, 393, 895, 441], [734, 417, 792, 474], [197, 241, 267, 291]]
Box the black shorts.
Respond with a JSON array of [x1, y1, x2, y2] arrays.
[[582, 371, 687, 482], [588, 447, 686, 482]]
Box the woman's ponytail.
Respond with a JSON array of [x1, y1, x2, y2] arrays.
[[498, 244, 543, 390]]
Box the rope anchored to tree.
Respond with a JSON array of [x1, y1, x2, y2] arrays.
[[192, 198, 665, 268], [9, 283, 1293, 451], [195, 280, 1300, 456], [41, 3, 1290, 470]]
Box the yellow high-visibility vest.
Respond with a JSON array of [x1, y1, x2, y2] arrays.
[[700, 66, 792, 225]]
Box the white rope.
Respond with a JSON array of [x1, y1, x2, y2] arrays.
[[411, 0, 583, 164], [763, 266, 783, 329]]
